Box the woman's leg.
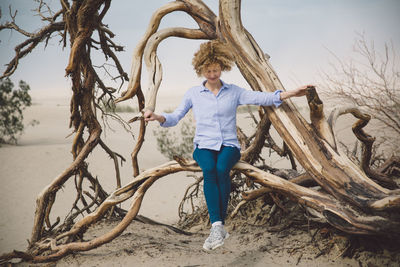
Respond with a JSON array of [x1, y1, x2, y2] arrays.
[[193, 147, 221, 224], [215, 146, 241, 223]]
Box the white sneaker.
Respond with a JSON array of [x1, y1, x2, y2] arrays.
[[203, 225, 229, 251]]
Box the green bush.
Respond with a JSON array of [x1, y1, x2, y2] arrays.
[[0, 78, 33, 144], [153, 117, 195, 160]]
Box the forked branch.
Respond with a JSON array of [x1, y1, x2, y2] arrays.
[[115, 1, 188, 103], [143, 27, 208, 111]]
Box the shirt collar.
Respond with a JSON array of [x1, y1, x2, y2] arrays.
[[200, 80, 229, 92]]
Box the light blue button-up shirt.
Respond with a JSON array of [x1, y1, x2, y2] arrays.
[[160, 80, 282, 151]]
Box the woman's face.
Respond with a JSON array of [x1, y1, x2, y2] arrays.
[[202, 63, 222, 84]]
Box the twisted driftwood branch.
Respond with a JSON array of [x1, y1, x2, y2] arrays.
[[115, 1, 188, 103], [130, 89, 146, 177], [306, 86, 336, 148], [143, 27, 208, 112], [31, 127, 101, 243], [328, 106, 398, 189]]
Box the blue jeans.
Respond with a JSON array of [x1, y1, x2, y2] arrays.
[[193, 145, 241, 224]]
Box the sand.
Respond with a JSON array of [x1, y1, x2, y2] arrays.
[[1, 90, 398, 266], [35, 219, 399, 267]]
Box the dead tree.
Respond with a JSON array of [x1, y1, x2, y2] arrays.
[[320, 34, 400, 155], [0, 0, 399, 263]]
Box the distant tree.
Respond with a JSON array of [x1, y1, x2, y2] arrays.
[[0, 78, 34, 144], [320, 34, 400, 158]]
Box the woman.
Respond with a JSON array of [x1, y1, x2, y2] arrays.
[[144, 40, 311, 251]]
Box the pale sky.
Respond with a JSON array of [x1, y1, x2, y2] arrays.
[[1, 0, 399, 98]]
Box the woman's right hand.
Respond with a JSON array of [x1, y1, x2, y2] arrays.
[[143, 109, 165, 123]]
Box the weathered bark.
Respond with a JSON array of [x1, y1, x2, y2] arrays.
[[290, 173, 318, 187], [377, 156, 400, 177], [130, 89, 146, 177], [306, 87, 336, 148]]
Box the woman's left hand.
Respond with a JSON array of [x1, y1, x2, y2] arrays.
[[292, 84, 314, 97], [280, 84, 315, 100]]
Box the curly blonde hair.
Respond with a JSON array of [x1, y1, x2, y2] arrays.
[[192, 40, 234, 76]]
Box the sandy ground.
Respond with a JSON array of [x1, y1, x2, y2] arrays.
[[1, 90, 397, 266], [13, 218, 400, 267]]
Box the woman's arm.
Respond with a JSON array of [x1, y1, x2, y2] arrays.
[[143, 89, 192, 127], [279, 85, 313, 100], [238, 84, 314, 107]]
